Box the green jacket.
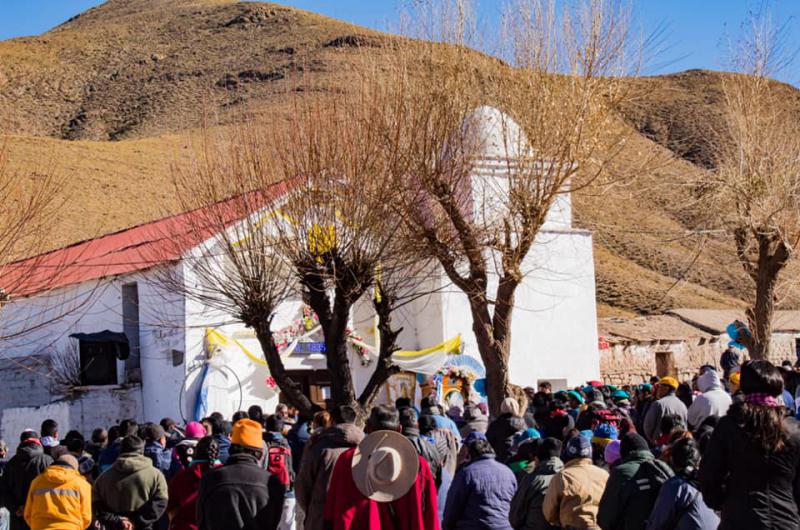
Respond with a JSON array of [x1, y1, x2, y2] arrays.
[[597, 449, 672, 530], [93, 452, 168, 529], [509, 458, 564, 530]]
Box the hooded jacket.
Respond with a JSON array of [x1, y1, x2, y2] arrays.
[[597, 449, 673, 530], [93, 452, 168, 530], [294, 423, 364, 530], [687, 371, 731, 430], [144, 441, 172, 476], [23, 463, 91, 530], [643, 394, 688, 442], [542, 457, 609, 529], [646, 474, 719, 530], [509, 457, 564, 530], [167, 461, 219, 530], [197, 452, 283, 530], [443, 454, 517, 530], [0, 442, 53, 530], [698, 410, 800, 530]]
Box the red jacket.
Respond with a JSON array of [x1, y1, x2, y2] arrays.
[[323, 446, 440, 530], [167, 462, 219, 530]]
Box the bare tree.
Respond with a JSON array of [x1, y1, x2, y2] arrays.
[[386, 0, 642, 414], [699, 10, 800, 359]]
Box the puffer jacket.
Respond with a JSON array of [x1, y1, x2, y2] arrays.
[[23, 463, 91, 530], [509, 457, 563, 530], [542, 458, 609, 530], [597, 449, 673, 530], [646, 475, 719, 530], [687, 371, 731, 430], [698, 408, 800, 530], [442, 454, 517, 530], [294, 423, 364, 530], [0, 442, 53, 530], [93, 452, 168, 530]]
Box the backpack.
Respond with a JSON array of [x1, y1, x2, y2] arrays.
[[620, 459, 674, 529], [267, 445, 292, 488]]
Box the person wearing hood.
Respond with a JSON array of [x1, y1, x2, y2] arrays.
[[295, 405, 364, 530], [460, 403, 489, 438], [542, 434, 608, 529], [597, 433, 673, 530], [198, 419, 283, 530], [487, 398, 526, 462], [643, 378, 688, 443], [509, 437, 563, 530], [646, 437, 719, 530], [0, 430, 53, 530], [93, 435, 168, 530], [687, 369, 732, 430], [23, 455, 90, 530]]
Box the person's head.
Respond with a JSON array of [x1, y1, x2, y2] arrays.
[[312, 411, 332, 431], [669, 436, 701, 476], [368, 405, 400, 433], [538, 381, 552, 394], [64, 432, 85, 455], [275, 403, 289, 418], [500, 397, 521, 417], [649, 375, 660, 385], [620, 432, 649, 459], [119, 419, 139, 437], [107, 426, 120, 444], [265, 414, 284, 434], [40, 419, 59, 439], [567, 390, 584, 409], [418, 414, 436, 436], [185, 421, 207, 440], [19, 429, 40, 444], [205, 416, 224, 436], [160, 417, 177, 432], [91, 428, 108, 446], [232, 411, 248, 423], [394, 397, 412, 410], [733, 360, 788, 453], [466, 438, 495, 460], [656, 377, 678, 398], [194, 436, 220, 462], [209, 412, 224, 422], [55, 454, 79, 471], [331, 405, 357, 425], [120, 435, 145, 455], [536, 437, 562, 463], [142, 423, 166, 445], [660, 414, 686, 438], [230, 419, 265, 460], [562, 434, 592, 462], [248, 405, 264, 423], [0, 439, 7, 459], [420, 396, 442, 415], [398, 407, 418, 431]]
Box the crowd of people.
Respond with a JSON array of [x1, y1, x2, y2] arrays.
[[1, 354, 800, 530]]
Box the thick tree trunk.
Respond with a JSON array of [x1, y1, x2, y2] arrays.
[[468, 295, 512, 417], [358, 293, 401, 412], [746, 235, 790, 360]]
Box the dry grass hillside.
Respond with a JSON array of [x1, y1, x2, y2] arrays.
[[2, 0, 799, 315]]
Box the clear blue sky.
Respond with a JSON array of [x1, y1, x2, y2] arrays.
[[1, 1, 798, 83]]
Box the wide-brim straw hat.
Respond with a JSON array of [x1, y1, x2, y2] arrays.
[[351, 430, 419, 503]]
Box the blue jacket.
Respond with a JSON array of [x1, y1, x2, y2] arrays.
[[443, 454, 516, 530], [144, 440, 172, 476], [98, 439, 121, 472], [213, 434, 231, 464], [647, 475, 719, 530]]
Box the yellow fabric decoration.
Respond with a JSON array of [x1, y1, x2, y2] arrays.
[[205, 328, 268, 366], [394, 335, 462, 358]]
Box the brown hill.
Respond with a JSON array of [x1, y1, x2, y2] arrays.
[[1, 0, 797, 315]]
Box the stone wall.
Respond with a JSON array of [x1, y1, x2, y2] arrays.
[[0, 355, 53, 412], [601, 338, 724, 385], [1, 385, 143, 454]]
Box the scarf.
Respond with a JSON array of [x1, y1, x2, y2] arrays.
[[745, 392, 781, 408]]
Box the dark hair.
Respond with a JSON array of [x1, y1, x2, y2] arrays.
[[119, 419, 139, 437], [160, 417, 176, 431], [676, 383, 693, 409], [536, 437, 562, 461], [19, 429, 39, 442], [331, 405, 357, 425], [229, 443, 263, 461], [731, 360, 788, 453], [206, 416, 224, 436], [232, 411, 248, 423], [467, 439, 494, 459], [107, 426, 120, 444], [40, 419, 58, 438], [265, 414, 284, 433], [195, 436, 220, 462], [395, 397, 412, 410], [670, 437, 701, 484], [248, 405, 264, 423], [368, 405, 399, 432], [92, 428, 108, 444], [64, 431, 85, 453], [398, 407, 418, 429], [418, 414, 436, 435], [209, 412, 225, 422], [539, 381, 552, 390], [660, 414, 686, 436]]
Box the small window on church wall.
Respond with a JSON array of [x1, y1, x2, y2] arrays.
[[79, 341, 118, 386]]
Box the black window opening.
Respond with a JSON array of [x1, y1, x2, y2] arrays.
[[69, 331, 130, 386]]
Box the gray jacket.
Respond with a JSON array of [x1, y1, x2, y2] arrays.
[[687, 371, 731, 430], [644, 394, 688, 442], [509, 458, 563, 530]]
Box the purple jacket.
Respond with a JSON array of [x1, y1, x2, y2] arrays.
[[443, 454, 516, 530]]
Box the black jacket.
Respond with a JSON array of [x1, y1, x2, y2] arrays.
[[403, 427, 443, 488], [0, 442, 53, 530], [198, 452, 284, 530], [698, 408, 800, 530], [486, 414, 525, 463]]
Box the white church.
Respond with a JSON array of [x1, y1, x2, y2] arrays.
[[0, 107, 599, 447]]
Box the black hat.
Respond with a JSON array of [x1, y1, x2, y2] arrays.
[[120, 435, 145, 455], [19, 429, 40, 442], [620, 432, 649, 458]]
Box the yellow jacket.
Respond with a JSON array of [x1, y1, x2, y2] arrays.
[[24, 464, 92, 530], [542, 457, 609, 529]]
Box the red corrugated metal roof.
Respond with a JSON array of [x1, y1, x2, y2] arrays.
[[0, 182, 289, 298]]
